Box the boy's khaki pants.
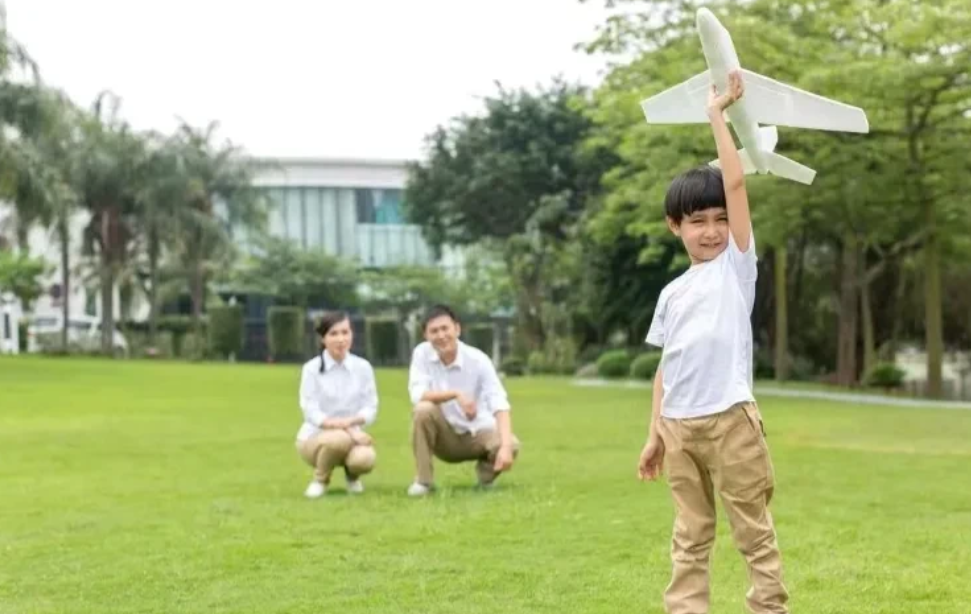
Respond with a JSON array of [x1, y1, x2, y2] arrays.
[[297, 430, 376, 484], [658, 402, 788, 614], [412, 401, 520, 486]]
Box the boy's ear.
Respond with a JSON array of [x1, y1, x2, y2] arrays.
[[666, 216, 681, 236]]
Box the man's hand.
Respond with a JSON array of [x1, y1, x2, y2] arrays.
[[638, 434, 665, 481], [707, 69, 744, 114], [456, 393, 477, 420], [493, 443, 515, 473], [349, 430, 373, 447]]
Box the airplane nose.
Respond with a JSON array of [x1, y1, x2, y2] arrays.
[[696, 7, 717, 34]]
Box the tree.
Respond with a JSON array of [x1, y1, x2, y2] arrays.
[[229, 236, 359, 309], [167, 121, 266, 333], [0, 249, 47, 309], [405, 79, 616, 350], [17, 89, 81, 350], [72, 92, 145, 355], [582, 0, 970, 393]]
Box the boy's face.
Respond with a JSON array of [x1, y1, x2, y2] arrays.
[[668, 207, 729, 264]]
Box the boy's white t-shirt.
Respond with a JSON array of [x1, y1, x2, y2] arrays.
[[646, 228, 758, 419]]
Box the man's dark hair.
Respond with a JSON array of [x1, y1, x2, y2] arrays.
[[422, 304, 459, 331], [664, 165, 727, 225]]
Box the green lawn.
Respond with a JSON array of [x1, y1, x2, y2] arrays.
[[1, 356, 969, 613]]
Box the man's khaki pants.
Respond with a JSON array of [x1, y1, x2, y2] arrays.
[[657, 402, 789, 614], [412, 401, 520, 486], [297, 430, 376, 484]]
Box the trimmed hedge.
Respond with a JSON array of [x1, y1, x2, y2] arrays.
[[500, 356, 525, 377], [208, 305, 244, 359], [464, 324, 494, 355], [366, 318, 400, 364], [268, 307, 304, 359], [865, 362, 906, 389], [596, 349, 631, 379], [631, 351, 663, 380]]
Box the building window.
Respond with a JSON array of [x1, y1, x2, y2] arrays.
[[355, 189, 375, 224], [85, 291, 97, 317], [356, 188, 404, 225], [375, 189, 404, 224]]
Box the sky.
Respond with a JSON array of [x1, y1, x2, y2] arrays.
[[6, 0, 614, 161]]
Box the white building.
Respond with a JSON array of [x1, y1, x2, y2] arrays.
[[0, 157, 461, 323], [246, 157, 464, 272]]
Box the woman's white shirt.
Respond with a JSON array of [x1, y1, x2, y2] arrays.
[[296, 351, 378, 443]]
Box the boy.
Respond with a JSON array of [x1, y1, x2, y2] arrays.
[[637, 71, 789, 614]]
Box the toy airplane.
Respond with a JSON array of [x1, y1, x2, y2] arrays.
[[640, 7, 869, 185]]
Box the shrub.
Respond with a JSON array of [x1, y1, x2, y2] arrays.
[[578, 344, 605, 365], [576, 363, 599, 378], [865, 362, 906, 389], [464, 324, 494, 355], [208, 305, 244, 359], [500, 356, 525, 377], [631, 351, 663, 380], [366, 318, 400, 365], [527, 350, 551, 374], [158, 316, 201, 358], [597, 349, 631, 379], [546, 337, 578, 375], [18, 319, 27, 352], [268, 307, 304, 359]]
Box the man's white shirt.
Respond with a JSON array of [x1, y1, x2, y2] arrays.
[[408, 341, 511, 435]]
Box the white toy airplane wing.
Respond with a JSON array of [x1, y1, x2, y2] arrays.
[[740, 69, 869, 133], [640, 70, 714, 124]]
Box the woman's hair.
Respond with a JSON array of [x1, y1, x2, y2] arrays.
[[314, 311, 350, 372]]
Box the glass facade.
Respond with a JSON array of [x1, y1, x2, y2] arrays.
[[254, 186, 434, 267]]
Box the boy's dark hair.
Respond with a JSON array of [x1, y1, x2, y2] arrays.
[[664, 165, 727, 225], [314, 311, 350, 372], [422, 304, 460, 331]]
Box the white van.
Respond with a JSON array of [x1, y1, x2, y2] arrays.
[[26, 314, 129, 357]]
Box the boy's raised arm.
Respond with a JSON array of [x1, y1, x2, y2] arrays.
[[707, 70, 751, 252]]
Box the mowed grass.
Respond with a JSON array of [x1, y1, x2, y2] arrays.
[[1, 356, 970, 614]]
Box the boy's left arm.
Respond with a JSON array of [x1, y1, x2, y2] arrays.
[[708, 70, 751, 252]]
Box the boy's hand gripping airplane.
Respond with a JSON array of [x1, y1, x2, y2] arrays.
[[640, 7, 869, 185]]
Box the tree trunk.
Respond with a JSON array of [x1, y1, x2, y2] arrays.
[[774, 245, 789, 381], [792, 227, 808, 309], [924, 206, 944, 398], [59, 213, 70, 351], [100, 211, 114, 356], [887, 258, 907, 361], [191, 262, 205, 335], [861, 261, 876, 380], [148, 230, 159, 347], [836, 235, 859, 387]]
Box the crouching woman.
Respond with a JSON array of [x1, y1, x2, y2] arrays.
[[295, 311, 378, 497]]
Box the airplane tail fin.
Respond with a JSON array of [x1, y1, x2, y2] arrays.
[[764, 151, 816, 184], [709, 126, 779, 175], [709, 126, 815, 184]]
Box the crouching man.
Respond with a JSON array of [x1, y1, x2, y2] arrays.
[[406, 304, 520, 497]]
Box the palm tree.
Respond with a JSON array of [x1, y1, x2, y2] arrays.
[[72, 92, 146, 355], [7, 90, 79, 349], [168, 121, 266, 334], [132, 132, 187, 347], [0, 19, 47, 252]]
